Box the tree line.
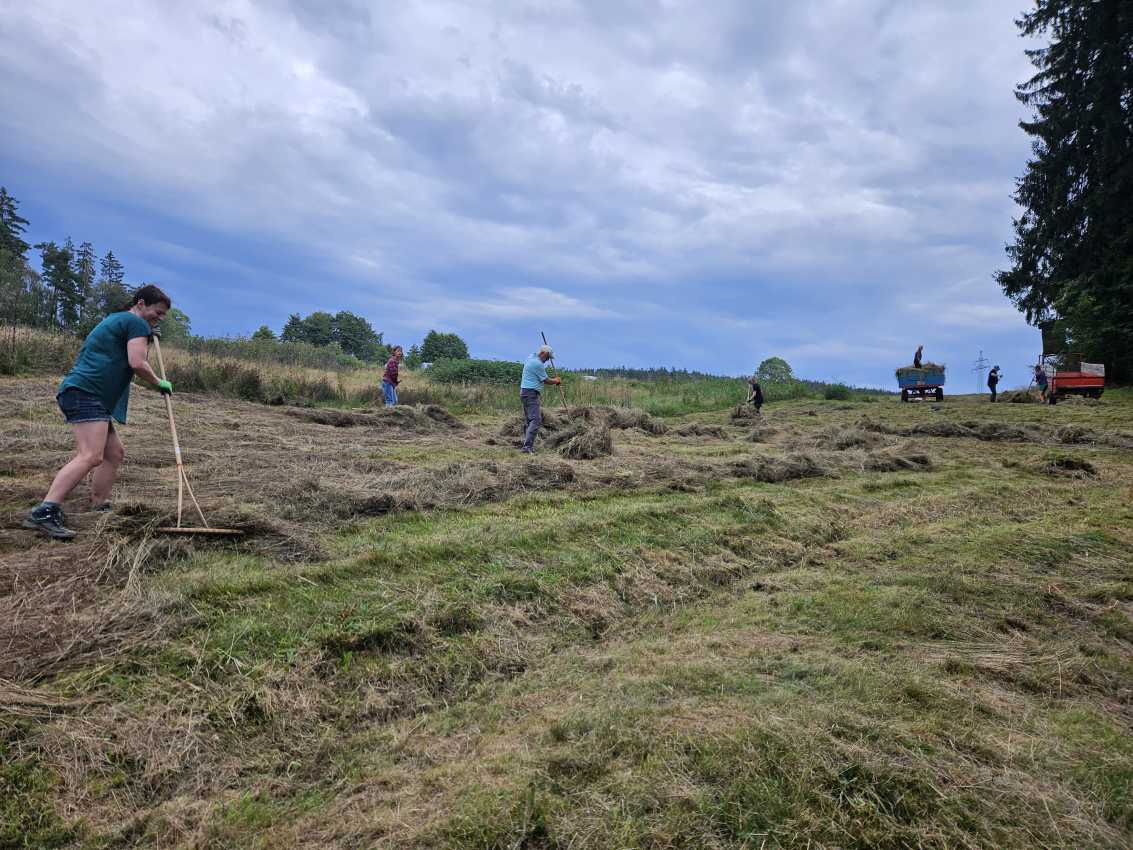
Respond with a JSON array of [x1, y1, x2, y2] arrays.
[[0, 187, 141, 337]]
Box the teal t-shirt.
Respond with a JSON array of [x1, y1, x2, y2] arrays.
[[520, 354, 548, 391], [59, 312, 152, 423]]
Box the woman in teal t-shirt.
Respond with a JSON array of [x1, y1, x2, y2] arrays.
[[23, 285, 174, 539]]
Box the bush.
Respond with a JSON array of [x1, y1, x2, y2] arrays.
[[427, 359, 522, 386], [823, 384, 852, 401]]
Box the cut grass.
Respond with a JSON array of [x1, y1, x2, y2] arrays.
[[2, 383, 1131, 847]]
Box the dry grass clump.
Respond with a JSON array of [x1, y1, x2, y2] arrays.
[[863, 449, 934, 472], [500, 406, 666, 439], [287, 404, 464, 432], [746, 425, 779, 443], [557, 425, 613, 460], [731, 452, 830, 483], [1002, 390, 1039, 403], [730, 404, 762, 422], [676, 423, 729, 439], [1034, 455, 1097, 477], [907, 420, 978, 439], [959, 421, 1034, 442], [1055, 425, 1092, 444], [819, 426, 889, 450]]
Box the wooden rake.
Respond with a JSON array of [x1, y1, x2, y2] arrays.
[[151, 335, 243, 537]]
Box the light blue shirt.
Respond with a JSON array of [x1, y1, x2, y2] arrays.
[[520, 354, 548, 391]]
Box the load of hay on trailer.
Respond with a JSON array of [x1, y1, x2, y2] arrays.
[[895, 362, 946, 402]]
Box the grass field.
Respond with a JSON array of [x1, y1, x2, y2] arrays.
[[2, 371, 1131, 848]]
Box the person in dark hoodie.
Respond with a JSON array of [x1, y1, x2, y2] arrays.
[[987, 365, 1001, 402], [24, 285, 173, 540], [747, 376, 764, 414]]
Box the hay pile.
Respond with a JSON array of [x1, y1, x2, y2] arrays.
[[1054, 425, 1093, 444], [731, 452, 830, 483], [730, 404, 762, 422], [819, 426, 888, 450], [907, 421, 977, 438], [863, 449, 933, 472], [746, 425, 779, 443], [499, 406, 666, 439], [1035, 455, 1097, 477], [287, 404, 465, 432], [557, 425, 613, 460], [1003, 391, 1039, 403], [676, 423, 729, 439]]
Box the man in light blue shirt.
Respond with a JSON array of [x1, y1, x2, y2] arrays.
[[519, 345, 561, 452]]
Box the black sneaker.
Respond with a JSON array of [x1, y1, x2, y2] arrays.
[[22, 505, 77, 540], [92, 502, 112, 512]]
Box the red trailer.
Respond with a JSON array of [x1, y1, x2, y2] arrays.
[[1041, 353, 1105, 403]]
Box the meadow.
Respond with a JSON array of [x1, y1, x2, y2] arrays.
[[1, 340, 1131, 849]]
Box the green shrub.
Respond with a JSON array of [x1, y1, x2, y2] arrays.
[[823, 383, 853, 401], [427, 359, 523, 386]]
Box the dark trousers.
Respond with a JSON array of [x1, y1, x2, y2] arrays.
[[989, 386, 997, 402], [520, 389, 542, 449]]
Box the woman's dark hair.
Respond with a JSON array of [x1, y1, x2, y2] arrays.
[[117, 284, 171, 312]]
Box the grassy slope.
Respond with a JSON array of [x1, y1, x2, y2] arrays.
[[2, 387, 1132, 848]]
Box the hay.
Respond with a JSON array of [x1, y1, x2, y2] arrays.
[[1002, 391, 1039, 403], [287, 404, 464, 432], [863, 449, 933, 472], [558, 425, 613, 460], [1054, 425, 1093, 444], [731, 452, 830, 483], [907, 421, 977, 438], [730, 404, 761, 422], [820, 426, 888, 450], [676, 423, 728, 439], [499, 406, 666, 439], [1035, 455, 1097, 477], [960, 421, 1032, 442], [746, 425, 779, 443]]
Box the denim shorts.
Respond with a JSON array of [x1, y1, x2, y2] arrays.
[[57, 388, 113, 426]]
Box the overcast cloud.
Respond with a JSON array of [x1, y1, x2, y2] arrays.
[[0, 0, 1041, 387]]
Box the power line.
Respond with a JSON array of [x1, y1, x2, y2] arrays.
[[971, 349, 989, 393]]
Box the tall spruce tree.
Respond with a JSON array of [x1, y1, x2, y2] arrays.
[[997, 0, 1133, 381], [0, 187, 30, 262], [100, 250, 125, 286], [36, 241, 82, 331], [75, 241, 97, 328]]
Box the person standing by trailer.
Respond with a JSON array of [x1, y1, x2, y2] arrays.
[[23, 285, 174, 540], [381, 346, 403, 407], [518, 345, 561, 453], [913, 345, 924, 368], [987, 366, 1001, 402], [747, 376, 764, 413], [1034, 364, 1049, 402]]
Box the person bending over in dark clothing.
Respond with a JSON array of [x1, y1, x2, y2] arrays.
[[913, 345, 923, 368], [748, 378, 764, 413]]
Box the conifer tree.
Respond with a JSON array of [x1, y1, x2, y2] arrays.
[[997, 0, 1133, 381]]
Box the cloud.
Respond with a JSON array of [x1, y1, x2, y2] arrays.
[[0, 0, 1042, 386]]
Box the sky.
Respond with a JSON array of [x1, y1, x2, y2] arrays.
[[0, 0, 1043, 388]]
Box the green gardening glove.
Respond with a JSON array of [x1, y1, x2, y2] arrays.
[[156, 379, 173, 395]]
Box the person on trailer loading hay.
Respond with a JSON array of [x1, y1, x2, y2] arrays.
[[913, 344, 924, 368], [23, 285, 174, 540], [747, 376, 764, 413], [519, 344, 562, 453], [988, 365, 1001, 402]]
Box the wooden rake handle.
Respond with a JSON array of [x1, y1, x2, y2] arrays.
[[151, 335, 209, 529]]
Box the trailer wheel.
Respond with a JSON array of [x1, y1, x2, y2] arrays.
[[935, 387, 944, 402], [901, 389, 908, 403]]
